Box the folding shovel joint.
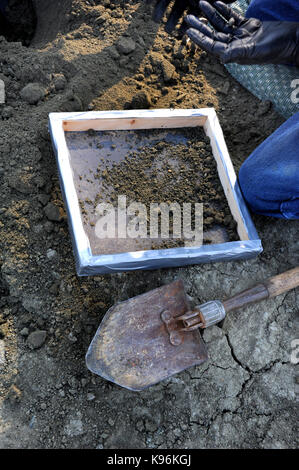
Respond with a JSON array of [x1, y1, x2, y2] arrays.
[[162, 300, 227, 345]]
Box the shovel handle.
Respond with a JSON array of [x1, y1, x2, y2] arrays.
[[265, 266, 299, 298], [222, 266, 299, 314]]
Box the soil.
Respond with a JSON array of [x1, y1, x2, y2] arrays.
[[67, 126, 238, 255], [0, 0, 36, 46], [0, 0, 298, 450]]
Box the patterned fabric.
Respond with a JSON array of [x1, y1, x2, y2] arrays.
[[224, 0, 299, 119]]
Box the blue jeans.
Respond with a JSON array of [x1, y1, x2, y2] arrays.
[[246, 0, 299, 22], [239, 113, 299, 219], [238, 0, 299, 219]]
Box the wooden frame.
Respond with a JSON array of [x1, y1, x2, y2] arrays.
[[48, 108, 262, 275]]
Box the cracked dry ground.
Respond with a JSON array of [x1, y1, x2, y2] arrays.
[[0, 0, 298, 449]]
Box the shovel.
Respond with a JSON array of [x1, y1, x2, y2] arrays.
[[86, 266, 299, 391]]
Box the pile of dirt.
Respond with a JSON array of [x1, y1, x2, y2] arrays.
[[88, 127, 238, 248]]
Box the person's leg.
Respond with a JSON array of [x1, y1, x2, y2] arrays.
[[239, 112, 299, 219], [246, 0, 299, 22]]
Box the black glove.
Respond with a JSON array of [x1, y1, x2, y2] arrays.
[[145, 0, 234, 33], [185, 1, 299, 66]]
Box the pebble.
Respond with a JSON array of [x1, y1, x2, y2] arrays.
[[38, 194, 50, 206], [125, 91, 152, 110], [116, 37, 136, 55], [52, 73, 67, 91], [27, 330, 47, 349], [68, 332, 77, 343], [47, 249, 58, 260], [44, 203, 61, 222], [20, 83, 45, 105], [87, 393, 95, 401], [2, 106, 14, 119], [20, 327, 29, 337], [49, 282, 59, 295]]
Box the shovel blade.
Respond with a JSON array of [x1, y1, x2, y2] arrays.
[[86, 280, 208, 391]]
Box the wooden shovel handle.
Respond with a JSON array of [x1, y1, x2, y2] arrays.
[[264, 267, 299, 298], [222, 266, 299, 314]]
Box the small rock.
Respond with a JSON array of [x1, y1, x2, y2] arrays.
[[125, 91, 152, 110], [44, 203, 61, 222], [38, 194, 50, 206], [116, 37, 136, 55], [8, 172, 34, 195], [64, 415, 84, 437], [47, 249, 58, 260], [68, 332, 77, 343], [20, 328, 29, 337], [87, 393, 95, 401], [149, 52, 175, 82], [22, 297, 43, 313], [81, 378, 88, 387], [49, 281, 59, 295], [53, 73, 67, 91], [20, 83, 45, 105], [257, 100, 272, 116], [2, 106, 14, 119], [27, 330, 47, 349], [108, 46, 120, 60]]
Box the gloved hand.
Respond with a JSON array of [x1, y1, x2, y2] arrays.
[[185, 1, 299, 66], [144, 0, 234, 33]]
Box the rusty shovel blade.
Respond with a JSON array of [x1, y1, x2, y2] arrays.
[[86, 280, 208, 391]]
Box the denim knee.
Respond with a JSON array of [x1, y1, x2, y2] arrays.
[[239, 159, 263, 212], [246, 0, 299, 22], [239, 157, 299, 219]]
